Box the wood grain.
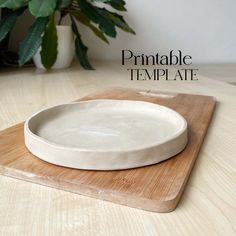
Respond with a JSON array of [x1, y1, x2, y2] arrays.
[[0, 88, 215, 213]]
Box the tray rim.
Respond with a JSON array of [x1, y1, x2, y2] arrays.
[[24, 98, 188, 170], [24, 99, 188, 153]]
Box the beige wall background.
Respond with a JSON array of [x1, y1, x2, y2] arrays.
[[8, 0, 236, 64]]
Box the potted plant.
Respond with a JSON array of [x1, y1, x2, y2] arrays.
[[0, 0, 135, 69]]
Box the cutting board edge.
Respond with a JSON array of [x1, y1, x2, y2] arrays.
[[1, 165, 181, 213]]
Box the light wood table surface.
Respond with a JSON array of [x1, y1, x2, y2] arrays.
[[0, 61, 235, 236]]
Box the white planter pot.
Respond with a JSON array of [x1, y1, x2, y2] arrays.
[[33, 25, 75, 69]]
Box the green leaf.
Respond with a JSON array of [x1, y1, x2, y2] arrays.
[[19, 17, 48, 66], [29, 0, 57, 17], [40, 16, 58, 69], [71, 16, 93, 70], [101, 10, 135, 34], [71, 11, 109, 44], [0, 0, 27, 8], [109, 0, 126, 11], [93, 0, 126, 11], [57, 0, 71, 9], [0, 7, 25, 42], [76, 0, 116, 37]]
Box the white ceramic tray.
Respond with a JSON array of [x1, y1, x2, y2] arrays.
[[24, 100, 188, 170]]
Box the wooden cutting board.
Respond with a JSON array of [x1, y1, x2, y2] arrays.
[[0, 88, 216, 212]]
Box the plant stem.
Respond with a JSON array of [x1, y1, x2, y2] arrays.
[[58, 11, 64, 25]]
